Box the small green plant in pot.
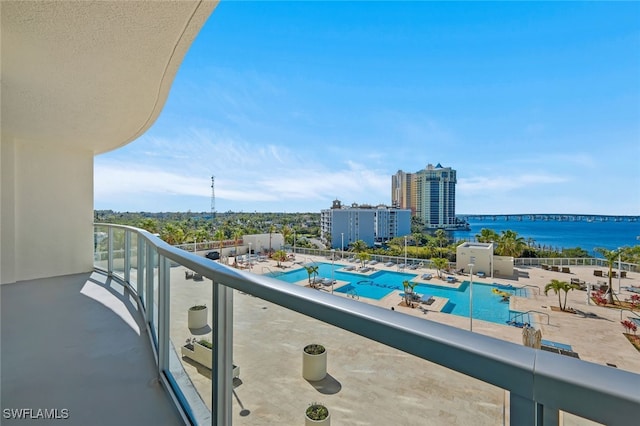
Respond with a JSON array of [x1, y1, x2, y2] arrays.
[[304, 344, 325, 355], [305, 403, 330, 425], [197, 339, 213, 349]]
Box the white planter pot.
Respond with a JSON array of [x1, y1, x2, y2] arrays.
[[188, 306, 208, 329], [305, 407, 330, 426], [302, 345, 327, 381]]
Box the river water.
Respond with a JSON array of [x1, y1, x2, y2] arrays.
[[452, 218, 639, 254]]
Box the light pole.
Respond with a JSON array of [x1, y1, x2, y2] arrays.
[[331, 249, 335, 294], [248, 243, 252, 271], [341, 232, 344, 260], [469, 262, 474, 332], [618, 248, 622, 294], [404, 235, 408, 268], [293, 230, 296, 255], [489, 241, 494, 278]]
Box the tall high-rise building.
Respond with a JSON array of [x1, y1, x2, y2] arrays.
[[392, 163, 467, 230]]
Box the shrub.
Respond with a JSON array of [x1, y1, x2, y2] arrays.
[[197, 339, 213, 349], [621, 320, 638, 335], [306, 403, 328, 420], [189, 305, 206, 311], [304, 344, 325, 355]]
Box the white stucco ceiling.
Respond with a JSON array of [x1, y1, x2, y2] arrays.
[[1, 1, 217, 153]]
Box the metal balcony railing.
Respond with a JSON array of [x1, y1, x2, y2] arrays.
[[94, 224, 639, 426]]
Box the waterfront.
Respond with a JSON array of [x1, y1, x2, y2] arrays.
[[454, 218, 640, 253]]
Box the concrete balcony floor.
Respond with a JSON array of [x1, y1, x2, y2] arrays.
[[1, 272, 182, 426]]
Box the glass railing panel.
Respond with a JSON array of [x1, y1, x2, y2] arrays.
[[112, 227, 126, 280], [128, 232, 138, 287], [151, 248, 159, 345], [225, 291, 506, 425], [93, 225, 109, 271], [168, 260, 213, 423], [137, 238, 147, 309]]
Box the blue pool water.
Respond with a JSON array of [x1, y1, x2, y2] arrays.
[[267, 263, 526, 325]]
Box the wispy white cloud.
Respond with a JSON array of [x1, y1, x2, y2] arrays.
[[95, 150, 390, 208], [459, 173, 568, 193]]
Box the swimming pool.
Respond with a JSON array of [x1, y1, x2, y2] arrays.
[[267, 263, 527, 325]]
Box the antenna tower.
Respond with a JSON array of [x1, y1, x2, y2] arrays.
[[210, 175, 216, 232]]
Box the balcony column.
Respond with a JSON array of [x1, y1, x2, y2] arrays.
[[212, 280, 233, 426]]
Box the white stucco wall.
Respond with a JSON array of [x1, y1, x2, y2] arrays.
[[1, 140, 94, 284], [456, 242, 494, 276], [242, 234, 285, 254], [493, 256, 514, 278]]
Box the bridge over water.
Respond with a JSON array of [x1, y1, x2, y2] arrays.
[[459, 214, 639, 222]]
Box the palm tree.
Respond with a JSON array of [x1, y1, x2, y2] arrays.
[[304, 265, 319, 286], [357, 252, 371, 268], [430, 257, 449, 278], [214, 228, 225, 256], [268, 224, 276, 254], [594, 247, 627, 304], [282, 225, 293, 246], [350, 240, 368, 253], [544, 279, 579, 311], [497, 230, 526, 257], [232, 229, 242, 265], [475, 228, 499, 243], [138, 218, 159, 234], [160, 223, 185, 245], [434, 229, 448, 248], [273, 249, 287, 268], [402, 280, 417, 307]]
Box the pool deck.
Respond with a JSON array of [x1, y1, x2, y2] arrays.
[[171, 254, 640, 425], [249, 255, 640, 370]]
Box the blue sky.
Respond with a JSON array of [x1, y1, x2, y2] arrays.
[[94, 1, 640, 215]]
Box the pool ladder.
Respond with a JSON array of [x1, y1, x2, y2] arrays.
[[509, 310, 550, 327], [347, 289, 359, 300]]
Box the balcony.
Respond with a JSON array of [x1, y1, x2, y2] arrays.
[[3, 223, 638, 425]]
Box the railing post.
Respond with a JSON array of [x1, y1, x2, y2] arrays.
[[124, 230, 131, 284], [510, 393, 538, 426], [107, 226, 114, 275], [137, 239, 145, 299], [146, 243, 154, 333], [537, 403, 559, 426], [212, 280, 233, 426], [158, 255, 170, 373]]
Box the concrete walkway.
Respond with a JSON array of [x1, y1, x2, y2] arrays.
[[1, 272, 183, 426]]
